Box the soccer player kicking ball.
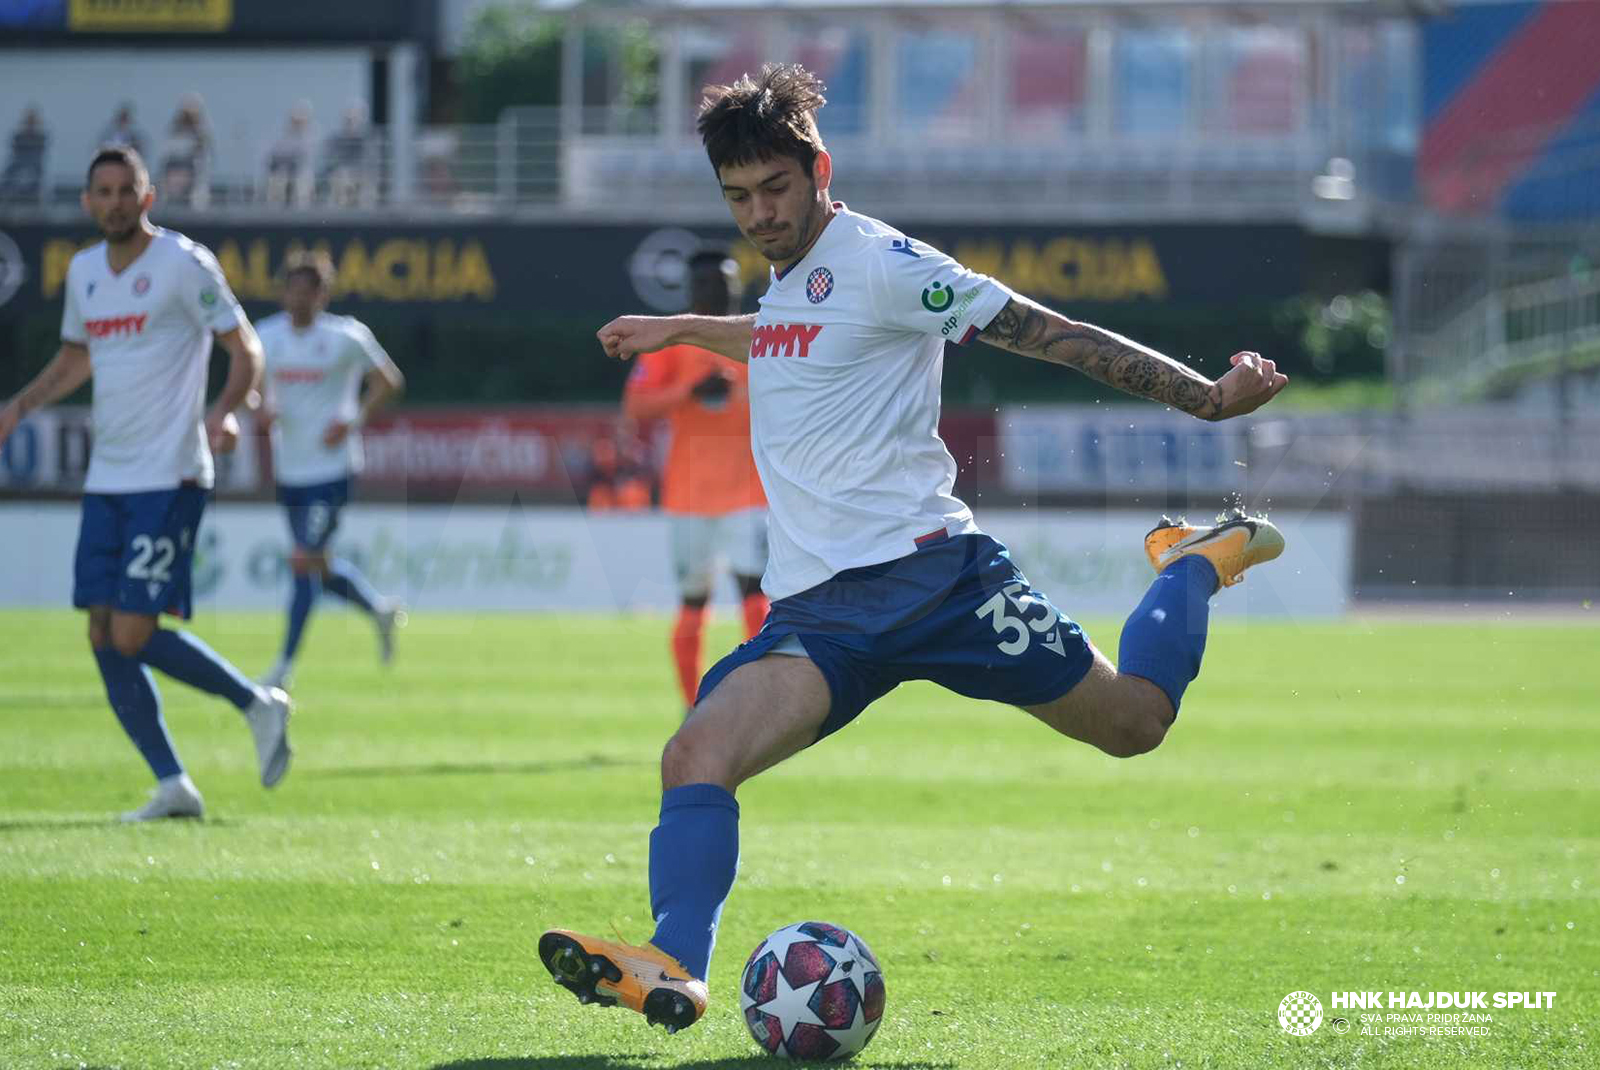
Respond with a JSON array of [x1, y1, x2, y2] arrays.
[[540, 65, 1288, 1033], [254, 251, 406, 691], [0, 147, 292, 822], [623, 248, 769, 715]]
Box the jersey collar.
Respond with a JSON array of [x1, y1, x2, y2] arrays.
[[772, 201, 847, 283]]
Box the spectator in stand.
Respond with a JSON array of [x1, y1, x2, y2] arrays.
[[584, 436, 653, 511], [321, 101, 376, 208], [264, 101, 315, 209], [1, 106, 48, 204], [98, 103, 148, 158], [418, 129, 458, 205], [159, 94, 212, 209]]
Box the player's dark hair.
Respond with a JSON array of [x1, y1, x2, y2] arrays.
[[687, 247, 742, 314], [282, 249, 335, 290], [696, 63, 827, 177], [86, 146, 149, 190], [688, 248, 734, 272]]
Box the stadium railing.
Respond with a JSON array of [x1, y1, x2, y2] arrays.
[[4, 106, 1398, 223], [1396, 234, 1600, 407]]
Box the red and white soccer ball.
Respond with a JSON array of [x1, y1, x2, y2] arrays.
[[739, 921, 886, 1060]]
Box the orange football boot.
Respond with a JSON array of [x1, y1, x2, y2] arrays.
[[1144, 515, 1284, 588], [538, 928, 708, 1034]]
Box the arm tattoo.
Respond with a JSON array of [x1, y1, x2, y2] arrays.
[[979, 297, 1218, 418]]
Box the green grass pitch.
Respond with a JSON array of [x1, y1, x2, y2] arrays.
[[2, 607, 1596, 1068]]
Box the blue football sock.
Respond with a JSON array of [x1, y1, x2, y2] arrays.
[[94, 648, 182, 780], [647, 783, 740, 981], [138, 629, 258, 711], [282, 573, 320, 663], [323, 558, 380, 616], [1116, 555, 1218, 715]]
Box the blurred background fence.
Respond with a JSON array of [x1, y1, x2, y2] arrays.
[[3, 0, 1599, 609]]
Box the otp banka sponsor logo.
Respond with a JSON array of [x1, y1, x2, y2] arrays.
[[750, 323, 822, 359]]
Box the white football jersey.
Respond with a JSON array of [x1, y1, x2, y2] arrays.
[[749, 203, 1014, 599], [257, 311, 390, 486], [59, 228, 246, 493]]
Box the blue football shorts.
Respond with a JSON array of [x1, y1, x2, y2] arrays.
[[73, 485, 209, 619], [277, 477, 351, 552], [696, 532, 1095, 742]]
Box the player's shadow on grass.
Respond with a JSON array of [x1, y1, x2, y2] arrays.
[[431, 1060, 652, 1069], [0, 817, 237, 832], [307, 754, 646, 781], [433, 1061, 954, 1070]]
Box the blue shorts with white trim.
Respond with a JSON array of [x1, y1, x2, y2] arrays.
[[696, 533, 1094, 742], [73, 485, 208, 619]]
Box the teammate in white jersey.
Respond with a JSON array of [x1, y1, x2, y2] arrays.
[[255, 251, 405, 690], [539, 65, 1287, 1034], [0, 147, 292, 822]]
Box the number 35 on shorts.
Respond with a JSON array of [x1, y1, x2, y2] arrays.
[[975, 582, 1068, 657]]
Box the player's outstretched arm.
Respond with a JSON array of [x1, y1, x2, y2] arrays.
[[598, 314, 757, 364], [0, 342, 92, 446], [977, 295, 1288, 420]]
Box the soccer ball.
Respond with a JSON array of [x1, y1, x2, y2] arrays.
[[739, 921, 885, 1060]]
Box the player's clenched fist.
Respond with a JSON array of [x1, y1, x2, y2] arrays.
[[1207, 350, 1288, 420], [598, 316, 678, 361], [206, 410, 240, 454]]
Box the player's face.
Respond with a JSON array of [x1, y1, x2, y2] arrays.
[[282, 273, 328, 319], [83, 162, 153, 243], [718, 152, 831, 266]]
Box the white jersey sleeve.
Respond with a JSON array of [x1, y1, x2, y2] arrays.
[[864, 236, 1014, 345], [346, 317, 390, 372], [60, 260, 88, 344], [181, 242, 247, 335]]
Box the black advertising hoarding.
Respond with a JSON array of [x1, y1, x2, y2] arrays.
[[0, 219, 1310, 323]]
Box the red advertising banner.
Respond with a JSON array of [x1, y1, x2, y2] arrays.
[[5, 405, 1003, 504], [354, 408, 627, 492]]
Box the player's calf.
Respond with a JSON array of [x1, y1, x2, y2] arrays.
[[1100, 677, 1175, 757], [1024, 652, 1174, 759]]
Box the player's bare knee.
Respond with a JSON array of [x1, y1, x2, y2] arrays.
[[1107, 708, 1168, 758], [661, 724, 713, 789], [1105, 689, 1174, 758], [86, 609, 112, 650], [289, 548, 324, 576], [109, 620, 151, 655]]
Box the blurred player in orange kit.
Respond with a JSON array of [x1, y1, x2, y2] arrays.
[[623, 249, 769, 713]]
